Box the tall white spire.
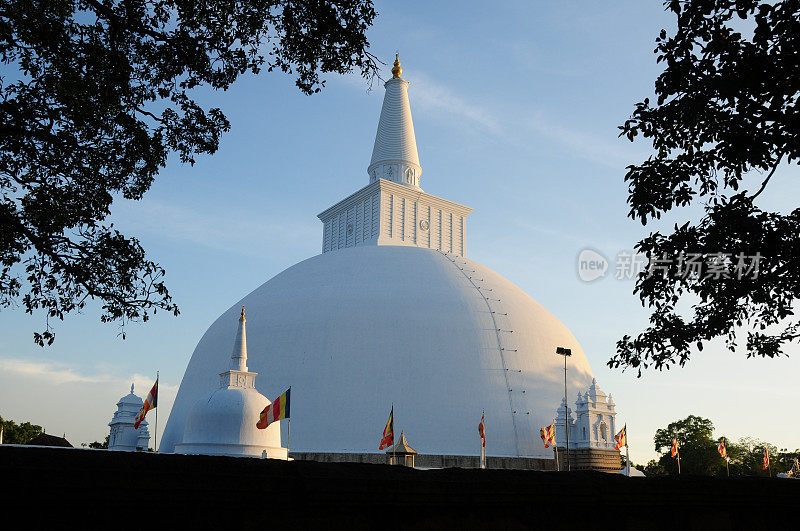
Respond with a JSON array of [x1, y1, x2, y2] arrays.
[[368, 54, 422, 190], [230, 306, 248, 371]]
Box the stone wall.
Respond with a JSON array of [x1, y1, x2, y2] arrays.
[[555, 446, 622, 472], [290, 452, 556, 470]]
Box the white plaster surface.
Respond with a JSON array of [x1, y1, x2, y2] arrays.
[[368, 77, 422, 188], [162, 246, 594, 457], [108, 385, 150, 451], [174, 311, 286, 459]]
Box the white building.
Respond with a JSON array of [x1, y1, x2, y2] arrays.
[[174, 308, 287, 459], [161, 56, 597, 459], [554, 378, 621, 471], [555, 378, 617, 451], [108, 384, 150, 451]]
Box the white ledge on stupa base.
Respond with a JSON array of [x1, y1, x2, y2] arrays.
[[317, 179, 472, 256], [174, 442, 288, 460]]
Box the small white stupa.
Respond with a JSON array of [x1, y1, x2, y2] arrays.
[[108, 384, 150, 451], [174, 308, 287, 458]]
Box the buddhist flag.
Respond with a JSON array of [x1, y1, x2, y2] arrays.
[[614, 425, 628, 450], [379, 406, 394, 450], [478, 412, 486, 448], [763, 446, 770, 470], [257, 388, 291, 429], [671, 437, 679, 458], [134, 377, 158, 429], [540, 423, 556, 448], [718, 438, 727, 459]]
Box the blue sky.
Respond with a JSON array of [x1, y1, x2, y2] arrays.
[[1, 1, 798, 462]]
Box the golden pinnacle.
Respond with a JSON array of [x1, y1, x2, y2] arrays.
[[392, 53, 402, 78]]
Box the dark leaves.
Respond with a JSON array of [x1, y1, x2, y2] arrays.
[[0, 0, 378, 344], [612, 0, 800, 373]]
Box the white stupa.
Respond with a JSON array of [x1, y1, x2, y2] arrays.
[[174, 308, 287, 458], [108, 384, 150, 451], [161, 56, 595, 458]]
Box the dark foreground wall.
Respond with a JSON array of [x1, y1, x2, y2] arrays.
[[2, 445, 797, 530]]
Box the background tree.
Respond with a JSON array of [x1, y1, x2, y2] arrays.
[[0, 416, 44, 444], [88, 434, 109, 449], [727, 437, 781, 476], [0, 0, 378, 345], [642, 459, 668, 477], [653, 415, 725, 476], [611, 0, 800, 374]]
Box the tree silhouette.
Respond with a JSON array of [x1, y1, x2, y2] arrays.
[[1, 0, 378, 345], [612, 0, 800, 373]]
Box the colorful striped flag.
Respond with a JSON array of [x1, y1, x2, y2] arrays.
[[671, 436, 679, 458], [379, 406, 394, 450], [763, 446, 770, 470], [540, 423, 556, 448], [134, 378, 158, 429], [718, 438, 727, 459], [614, 425, 627, 450], [478, 412, 486, 448], [257, 388, 291, 429]]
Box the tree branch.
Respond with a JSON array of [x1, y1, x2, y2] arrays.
[[750, 152, 783, 200]]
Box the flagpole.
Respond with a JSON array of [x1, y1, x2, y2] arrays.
[[155, 370, 159, 453], [286, 386, 292, 461], [480, 408, 485, 470], [551, 417, 559, 472], [767, 447, 772, 477], [626, 444, 630, 477], [392, 402, 396, 466], [677, 449, 681, 475], [726, 457, 730, 477]]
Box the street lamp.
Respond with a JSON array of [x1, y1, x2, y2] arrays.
[[556, 346, 572, 471]]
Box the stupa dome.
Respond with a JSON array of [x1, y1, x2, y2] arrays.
[[177, 383, 280, 456], [161, 57, 595, 459], [162, 246, 594, 457], [174, 309, 286, 458]]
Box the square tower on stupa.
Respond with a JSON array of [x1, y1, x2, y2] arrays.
[[318, 55, 472, 256]]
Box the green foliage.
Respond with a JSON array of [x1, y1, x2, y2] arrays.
[[0, 0, 378, 345], [642, 459, 668, 477], [612, 0, 800, 374], [648, 415, 795, 477], [726, 437, 783, 476], [654, 415, 724, 476], [88, 435, 109, 449], [0, 416, 43, 444]]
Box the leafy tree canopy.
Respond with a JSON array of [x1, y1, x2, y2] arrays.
[[612, 0, 800, 374], [88, 434, 109, 449], [654, 415, 722, 476], [0, 0, 378, 345], [0, 416, 44, 444], [649, 415, 794, 477]]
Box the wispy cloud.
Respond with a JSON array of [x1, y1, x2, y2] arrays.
[[111, 199, 317, 257], [410, 72, 503, 136], [526, 112, 645, 170], [0, 357, 177, 395], [515, 221, 589, 244], [337, 68, 644, 170]]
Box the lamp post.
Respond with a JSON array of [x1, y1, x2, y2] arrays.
[[556, 347, 572, 471]]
